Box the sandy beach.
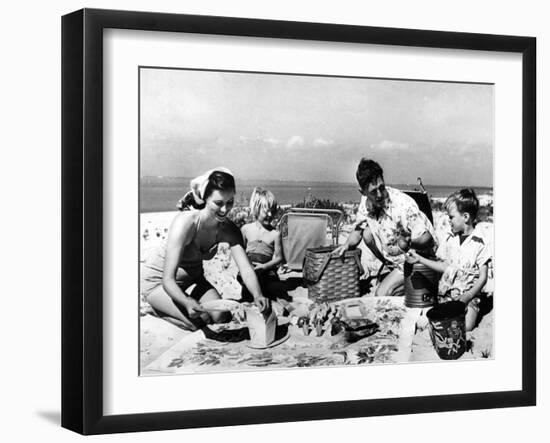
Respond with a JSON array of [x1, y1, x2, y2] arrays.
[[139, 198, 494, 375]]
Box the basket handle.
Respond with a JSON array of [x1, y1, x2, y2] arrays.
[[304, 250, 364, 284], [303, 253, 332, 284]]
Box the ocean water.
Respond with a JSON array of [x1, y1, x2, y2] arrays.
[[140, 177, 493, 213]]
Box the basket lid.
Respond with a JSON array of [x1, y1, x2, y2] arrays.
[[303, 247, 364, 284]]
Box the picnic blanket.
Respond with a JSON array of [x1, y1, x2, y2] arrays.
[[143, 297, 407, 374]]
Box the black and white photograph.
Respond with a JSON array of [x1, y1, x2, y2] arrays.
[[1, 0, 546, 439], [139, 67, 495, 375]]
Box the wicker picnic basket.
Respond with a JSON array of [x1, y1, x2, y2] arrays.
[[303, 246, 364, 303]]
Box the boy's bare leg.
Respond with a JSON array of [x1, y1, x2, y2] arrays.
[[375, 269, 404, 297], [465, 302, 480, 332]]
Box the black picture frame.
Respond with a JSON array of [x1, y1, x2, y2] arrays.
[[61, 8, 536, 435]]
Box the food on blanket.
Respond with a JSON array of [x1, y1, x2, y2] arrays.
[[344, 322, 379, 343], [330, 318, 345, 336], [244, 304, 278, 349], [293, 299, 383, 341], [336, 300, 379, 342], [297, 316, 310, 335], [314, 319, 324, 337], [201, 299, 241, 312], [155, 298, 406, 373]]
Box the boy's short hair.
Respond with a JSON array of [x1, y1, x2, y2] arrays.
[[249, 187, 277, 218], [356, 158, 384, 189], [445, 188, 480, 221]]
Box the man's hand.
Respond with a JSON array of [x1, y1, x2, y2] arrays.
[[397, 229, 412, 253], [331, 243, 349, 257]]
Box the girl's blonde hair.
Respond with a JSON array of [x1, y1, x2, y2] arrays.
[[249, 187, 277, 219]]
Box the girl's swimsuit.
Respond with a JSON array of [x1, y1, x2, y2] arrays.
[[245, 239, 275, 265], [141, 211, 243, 300], [239, 237, 291, 302]]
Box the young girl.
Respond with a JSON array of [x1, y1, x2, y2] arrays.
[[141, 168, 269, 331], [239, 187, 292, 305]]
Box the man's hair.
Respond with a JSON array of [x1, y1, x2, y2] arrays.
[[356, 158, 384, 189], [249, 187, 277, 219], [445, 188, 480, 221]]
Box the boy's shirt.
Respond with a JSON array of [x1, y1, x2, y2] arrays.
[[438, 224, 492, 299], [355, 187, 437, 269]]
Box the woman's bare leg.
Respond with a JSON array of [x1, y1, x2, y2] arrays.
[[199, 289, 232, 324], [146, 285, 200, 331]]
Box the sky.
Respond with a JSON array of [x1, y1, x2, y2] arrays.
[[140, 68, 493, 187]]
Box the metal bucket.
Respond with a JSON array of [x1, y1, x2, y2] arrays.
[[403, 261, 439, 308]]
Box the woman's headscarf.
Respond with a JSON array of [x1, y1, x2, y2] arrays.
[[190, 166, 233, 205], [177, 167, 234, 210]]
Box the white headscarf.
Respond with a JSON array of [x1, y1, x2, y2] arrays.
[[189, 166, 234, 205]]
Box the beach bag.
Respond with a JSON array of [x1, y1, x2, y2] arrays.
[[303, 246, 364, 303]]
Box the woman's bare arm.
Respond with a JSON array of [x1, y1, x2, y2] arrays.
[[162, 213, 204, 315], [231, 244, 269, 311]]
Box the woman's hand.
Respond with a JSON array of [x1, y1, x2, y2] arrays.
[[183, 297, 206, 319], [254, 295, 270, 313]]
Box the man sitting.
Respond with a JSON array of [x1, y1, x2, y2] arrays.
[[334, 158, 436, 297]]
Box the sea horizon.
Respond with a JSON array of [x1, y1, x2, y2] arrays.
[[141, 175, 493, 188], [140, 176, 493, 213]]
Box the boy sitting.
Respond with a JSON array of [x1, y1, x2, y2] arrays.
[[407, 188, 491, 331]]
